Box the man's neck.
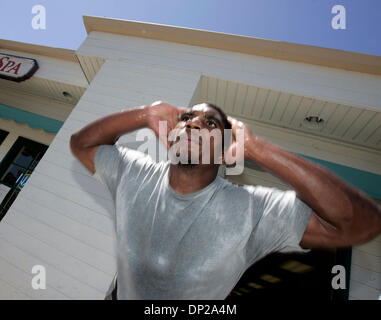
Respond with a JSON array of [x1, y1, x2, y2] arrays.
[[168, 163, 220, 194]]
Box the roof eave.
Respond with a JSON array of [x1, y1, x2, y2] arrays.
[[83, 15, 381, 76]]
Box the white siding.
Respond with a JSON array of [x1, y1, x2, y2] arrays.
[[78, 31, 381, 112], [350, 238, 381, 300], [0, 58, 200, 299]]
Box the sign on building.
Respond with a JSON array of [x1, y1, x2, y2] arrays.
[[0, 53, 39, 82]]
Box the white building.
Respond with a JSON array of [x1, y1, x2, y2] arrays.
[[0, 15, 380, 300]]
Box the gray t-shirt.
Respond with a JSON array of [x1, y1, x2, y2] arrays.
[[93, 143, 312, 300]]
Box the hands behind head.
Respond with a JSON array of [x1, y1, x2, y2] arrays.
[[144, 102, 256, 162], [224, 116, 255, 166]]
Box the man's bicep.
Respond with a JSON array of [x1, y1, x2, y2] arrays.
[[70, 136, 99, 174], [299, 210, 346, 249]]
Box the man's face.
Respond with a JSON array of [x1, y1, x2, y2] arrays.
[[169, 103, 226, 165]]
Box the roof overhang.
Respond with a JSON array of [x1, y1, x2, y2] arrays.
[[83, 15, 381, 76]]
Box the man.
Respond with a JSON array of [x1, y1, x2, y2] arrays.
[[70, 101, 381, 300]]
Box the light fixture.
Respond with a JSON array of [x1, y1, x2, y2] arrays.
[[259, 273, 281, 283], [280, 260, 314, 273], [247, 282, 264, 289], [62, 91, 73, 100], [301, 115, 325, 130]]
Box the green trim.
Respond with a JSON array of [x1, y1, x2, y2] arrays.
[[0, 104, 63, 133], [246, 153, 381, 200], [297, 154, 381, 200]]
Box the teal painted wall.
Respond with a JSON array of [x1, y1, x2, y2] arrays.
[[247, 154, 381, 200], [0, 104, 63, 133], [297, 154, 381, 200]]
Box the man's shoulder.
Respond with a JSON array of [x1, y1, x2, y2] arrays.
[[116, 145, 169, 181]]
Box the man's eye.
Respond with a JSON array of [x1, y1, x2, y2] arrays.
[[207, 120, 216, 128]]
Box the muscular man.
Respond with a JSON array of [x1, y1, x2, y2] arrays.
[[70, 101, 381, 300]]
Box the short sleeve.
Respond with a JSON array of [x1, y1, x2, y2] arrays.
[[244, 185, 312, 266], [93, 143, 152, 201]]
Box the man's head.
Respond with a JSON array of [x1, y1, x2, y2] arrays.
[[169, 102, 231, 165]]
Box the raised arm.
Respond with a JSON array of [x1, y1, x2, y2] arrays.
[[70, 101, 184, 174], [227, 117, 381, 249]]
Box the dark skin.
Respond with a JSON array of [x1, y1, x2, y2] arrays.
[[168, 103, 226, 194], [70, 101, 381, 250]]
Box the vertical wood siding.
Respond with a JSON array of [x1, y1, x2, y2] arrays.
[[0, 58, 201, 299]]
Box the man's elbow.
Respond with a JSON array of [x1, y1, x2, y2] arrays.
[[360, 206, 381, 244], [70, 133, 97, 174], [342, 205, 381, 246], [70, 133, 80, 157], [70, 132, 88, 159]]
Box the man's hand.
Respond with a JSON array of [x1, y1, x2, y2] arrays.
[[145, 101, 186, 149], [224, 116, 257, 166]]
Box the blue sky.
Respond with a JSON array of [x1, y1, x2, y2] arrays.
[[1, 0, 380, 55]]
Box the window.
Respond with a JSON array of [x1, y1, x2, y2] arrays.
[[0, 136, 48, 221]]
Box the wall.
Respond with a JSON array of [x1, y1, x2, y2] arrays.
[[0, 57, 200, 299]]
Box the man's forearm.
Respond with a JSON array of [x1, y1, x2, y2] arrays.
[[246, 136, 381, 241], [71, 106, 149, 148]]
